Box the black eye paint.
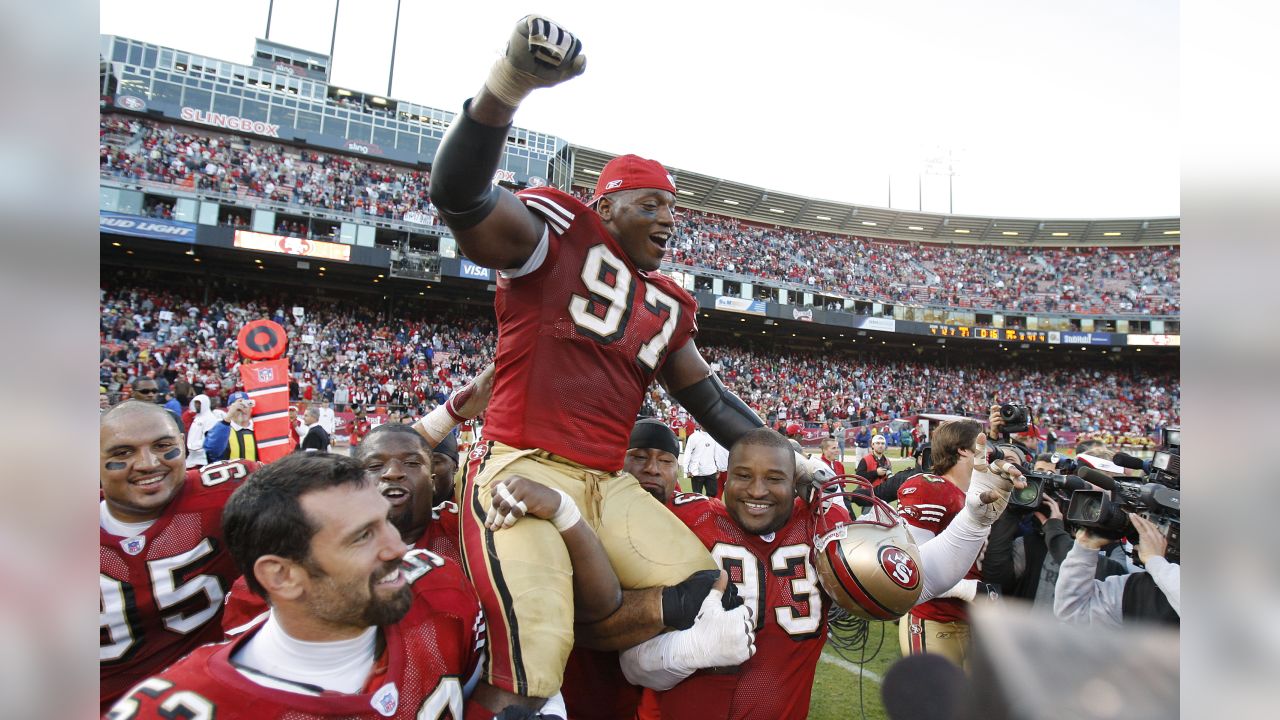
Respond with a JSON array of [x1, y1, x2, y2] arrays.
[[162, 447, 182, 461], [105, 461, 127, 471]]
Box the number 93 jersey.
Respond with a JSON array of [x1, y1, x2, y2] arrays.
[[657, 493, 851, 720], [99, 460, 259, 712], [484, 187, 698, 472]]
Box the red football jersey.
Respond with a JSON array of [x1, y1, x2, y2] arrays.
[[896, 473, 979, 622], [423, 501, 462, 566], [110, 549, 485, 720], [483, 187, 699, 471], [221, 509, 463, 636], [99, 460, 258, 711], [654, 493, 850, 720], [562, 647, 643, 720]]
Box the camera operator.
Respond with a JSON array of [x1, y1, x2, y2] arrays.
[[983, 453, 1129, 610], [1054, 513, 1180, 627]]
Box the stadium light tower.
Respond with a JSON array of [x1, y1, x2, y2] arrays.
[[924, 146, 960, 214], [387, 0, 402, 97]]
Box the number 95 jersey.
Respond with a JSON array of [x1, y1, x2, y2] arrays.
[[484, 187, 698, 472], [99, 460, 258, 712]]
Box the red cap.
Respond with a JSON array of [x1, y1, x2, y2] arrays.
[[589, 154, 677, 205]]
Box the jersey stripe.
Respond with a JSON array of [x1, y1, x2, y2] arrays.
[[523, 197, 572, 233]]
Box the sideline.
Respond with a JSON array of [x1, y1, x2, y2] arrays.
[[819, 652, 884, 684]]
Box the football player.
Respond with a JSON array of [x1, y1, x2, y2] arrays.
[[428, 16, 841, 711], [895, 415, 1002, 667], [99, 401, 258, 712], [220, 422, 472, 634], [624, 429, 862, 719], [624, 426, 1023, 719], [106, 452, 506, 720]]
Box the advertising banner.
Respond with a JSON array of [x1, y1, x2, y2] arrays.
[[457, 259, 494, 281], [857, 317, 897, 333], [714, 296, 767, 315], [100, 211, 196, 243], [1127, 334, 1181, 347], [233, 230, 352, 261]]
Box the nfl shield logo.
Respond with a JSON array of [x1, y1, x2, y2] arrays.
[[256, 367, 274, 383], [120, 536, 146, 556], [370, 682, 399, 716]]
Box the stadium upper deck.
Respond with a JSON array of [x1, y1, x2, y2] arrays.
[[99, 34, 1179, 331]]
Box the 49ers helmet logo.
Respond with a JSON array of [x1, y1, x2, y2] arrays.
[[878, 546, 920, 590]]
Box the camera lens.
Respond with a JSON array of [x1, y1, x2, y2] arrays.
[[1076, 494, 1103, 522], [1012, 482, 1039, 505]]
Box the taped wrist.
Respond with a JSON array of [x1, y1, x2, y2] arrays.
[[416, 404, 458, 447], [485, 57, 542, 107], [428, 98, 508, 230], [672, 375, 763, 451], [549, 489, 581, 532]]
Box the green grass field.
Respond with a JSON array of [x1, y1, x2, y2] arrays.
[[676, 452, 920, 719]]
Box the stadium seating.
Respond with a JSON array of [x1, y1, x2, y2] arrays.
[[101, 115, 1179, 318], [100, 279, 1179, 441]]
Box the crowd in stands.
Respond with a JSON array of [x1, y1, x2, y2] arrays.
[[101, 114, 1179, 317], [661, 205, 1180, 316], [100, 115, 435, 223], [100, 273, 1179, 442]]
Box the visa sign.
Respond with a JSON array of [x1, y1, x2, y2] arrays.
[[459, 259, 492, 280]]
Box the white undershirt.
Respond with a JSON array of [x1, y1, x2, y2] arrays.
[[232, 612, 378, 695], [99, 500, 155, 537]]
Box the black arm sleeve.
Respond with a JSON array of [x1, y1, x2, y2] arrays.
[[876, 469, 913, 502], [427, 99, 509, 231], [671, 375, 764, 452], [1044, 519, 1075, 564], [983, 511, 1023, 592]]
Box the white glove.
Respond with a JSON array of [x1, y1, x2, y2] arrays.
[[485, 16, 587, 106], [620, 586, 756, 690]]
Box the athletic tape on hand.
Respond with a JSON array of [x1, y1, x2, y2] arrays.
[[549, 488, 581, 532]]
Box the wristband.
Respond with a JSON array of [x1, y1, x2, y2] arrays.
[[417, 403, 458, 446], [485, 58, 542, 107], [550, 488, 581, 532]]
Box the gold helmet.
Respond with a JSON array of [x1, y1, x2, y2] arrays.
[[812, 476, 923, 620]]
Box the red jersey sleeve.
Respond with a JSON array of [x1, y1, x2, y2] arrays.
[[896, 473, 963, 532]]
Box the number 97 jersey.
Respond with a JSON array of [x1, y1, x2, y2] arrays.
[[99, 460, 258, 712], [483, 187, 698, 472]]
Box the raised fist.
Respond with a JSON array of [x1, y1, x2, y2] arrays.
[[485, 16, 587, 106]]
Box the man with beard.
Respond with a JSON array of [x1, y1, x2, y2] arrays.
[[107, 453, 502, 719]]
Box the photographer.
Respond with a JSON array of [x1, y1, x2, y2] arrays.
[[983, 454, 1129, 609], [1054, 514, 1180, 627]]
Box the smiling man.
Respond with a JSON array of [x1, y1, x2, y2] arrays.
[[427, 16, 842, 710], [99, 401, 257, 713], [107, 453, 491, 719], [624, 427, 851, 719]]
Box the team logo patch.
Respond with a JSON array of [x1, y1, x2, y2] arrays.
[[879, 546, 920, 590], [117, 95, 146, 111], [255, 367, 275, 382], [120, 536, 146, 556], [469, 443, 488, 461], [605, 179, 624, 190], [910, 622, 923, 635], [370, 682, 399, 716]]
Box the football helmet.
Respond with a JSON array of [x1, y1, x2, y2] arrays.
[[812, 476, 923, 620]]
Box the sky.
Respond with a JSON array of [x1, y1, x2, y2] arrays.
[[99, 0, 1179, 219]]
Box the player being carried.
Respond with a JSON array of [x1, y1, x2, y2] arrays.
[[427, 14, 1026, 713]]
